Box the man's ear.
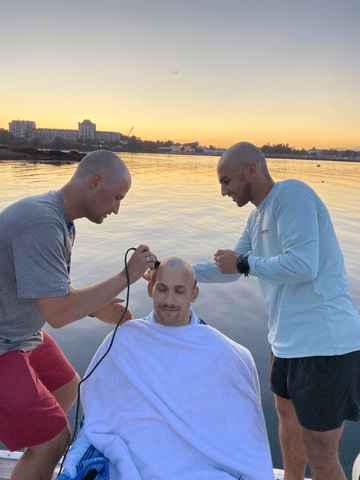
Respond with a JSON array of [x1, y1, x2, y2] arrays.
[[190, 286, 199, 303], [147, 282, 153, 298], [89, 173, 103, 190], [244, 162, 258, 179]]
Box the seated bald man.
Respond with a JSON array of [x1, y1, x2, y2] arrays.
[[61, 257, 274, 480]]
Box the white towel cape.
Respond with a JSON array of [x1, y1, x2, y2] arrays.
[[82, 315, 274, 480]]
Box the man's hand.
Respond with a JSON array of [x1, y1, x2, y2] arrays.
[[91, 298, 133, 325], [123, 244, 157, 284], [214, 250, 238, 274]]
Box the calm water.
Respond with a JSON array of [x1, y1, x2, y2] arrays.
[[1, 154, 360, 477]]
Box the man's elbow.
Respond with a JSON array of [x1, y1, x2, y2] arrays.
[[302, 271, 318, 282], [299, 263, 319, 282], [35, 296, 72, 329], [39, 309, 69, 329], [283, 253, 319, 282], [45, 315, 66, 329]]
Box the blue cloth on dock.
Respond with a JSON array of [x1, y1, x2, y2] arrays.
[[57, 420, 110, 480]]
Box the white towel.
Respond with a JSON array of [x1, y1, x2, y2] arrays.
[[82, 315, 274, 480]]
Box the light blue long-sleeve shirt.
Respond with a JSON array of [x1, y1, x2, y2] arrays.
[[193, 180, 360, 358]]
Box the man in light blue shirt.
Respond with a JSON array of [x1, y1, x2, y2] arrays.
[[193, 141, 360, 480]]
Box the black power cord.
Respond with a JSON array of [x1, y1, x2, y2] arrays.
[[82, 469, 99, 480], [57, 247, 136, 477]]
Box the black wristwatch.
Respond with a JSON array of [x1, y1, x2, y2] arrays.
[[236, 253, 250, 277]]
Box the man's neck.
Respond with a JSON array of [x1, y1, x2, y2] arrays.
[[60, 182, 83, 223], [252, 178, 275, 207]]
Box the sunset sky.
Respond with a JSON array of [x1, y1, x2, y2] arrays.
[[1, 0, 359, 149]]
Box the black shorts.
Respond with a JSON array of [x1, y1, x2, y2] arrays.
[[270, 350, 360, 432]]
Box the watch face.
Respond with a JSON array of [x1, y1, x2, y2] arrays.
[[236, 254, 250, 276], [236, 254, 242, 273]]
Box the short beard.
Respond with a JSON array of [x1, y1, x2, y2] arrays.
[[237, 181, 253, 207], [159, 312, 180, 326]]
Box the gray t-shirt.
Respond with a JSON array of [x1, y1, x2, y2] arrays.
[[0, 190, 74, 353]]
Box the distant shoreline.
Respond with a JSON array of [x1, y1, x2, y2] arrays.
[[263, 153, 360, 162], [0, 146, 86, 163], [0, 146, 359, 163]]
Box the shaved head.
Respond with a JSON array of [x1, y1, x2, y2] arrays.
[[72, 150, 131, 186], [218, 142, 270, 178], [160, 257, 197, 288], [145, 257, 197, 294]]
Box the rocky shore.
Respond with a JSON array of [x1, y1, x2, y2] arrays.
[[0, 146, 86, 163], [0, 145, 358, 163]]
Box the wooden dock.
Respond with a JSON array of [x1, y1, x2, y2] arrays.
[[0, 450, 315, 480]]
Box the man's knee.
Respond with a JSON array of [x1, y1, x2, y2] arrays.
[[51, 373, 81, 413], [10, 426, 71, 480], [27, 424, 71, 459], [301, 424, 344, 464], [53, 423, 71, 453]]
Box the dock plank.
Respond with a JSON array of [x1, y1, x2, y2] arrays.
[[0, 450, 314, 480]]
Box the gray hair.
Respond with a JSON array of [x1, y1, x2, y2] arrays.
[[73, 150, 131, 185]]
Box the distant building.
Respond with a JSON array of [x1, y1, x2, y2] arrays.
[[158, 145, 180, 153], [182, 145, 194, 153], [32, 127, 79, 142], [201, 147, 226, 155], [78, 120, 96, 141], [307, 147, 322, 156], [158, 144, 195, 153], [96, 131, 122, 143], [9, 120, 36, 138], [8, 119, 121, 143], [157, 142, 225, 155]]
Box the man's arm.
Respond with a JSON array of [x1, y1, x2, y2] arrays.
[[35, 245, 154, 328], [192, 262, 241, 283], [216, 185, 320, 284], [248, 185, 320, 284], [193, 226, 251, 283], [91, 297, 133, 324]]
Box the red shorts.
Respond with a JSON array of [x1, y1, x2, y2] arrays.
[[0, 331, 76, 451]]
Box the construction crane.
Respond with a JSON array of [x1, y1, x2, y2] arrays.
[[120, 127, 135, 145]]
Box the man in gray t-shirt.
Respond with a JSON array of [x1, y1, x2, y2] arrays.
[[0, 190, 74, 354], [0, 150, 157, 480]]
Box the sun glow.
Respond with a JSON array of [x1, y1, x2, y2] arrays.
[[1, 0, 359, 151]]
